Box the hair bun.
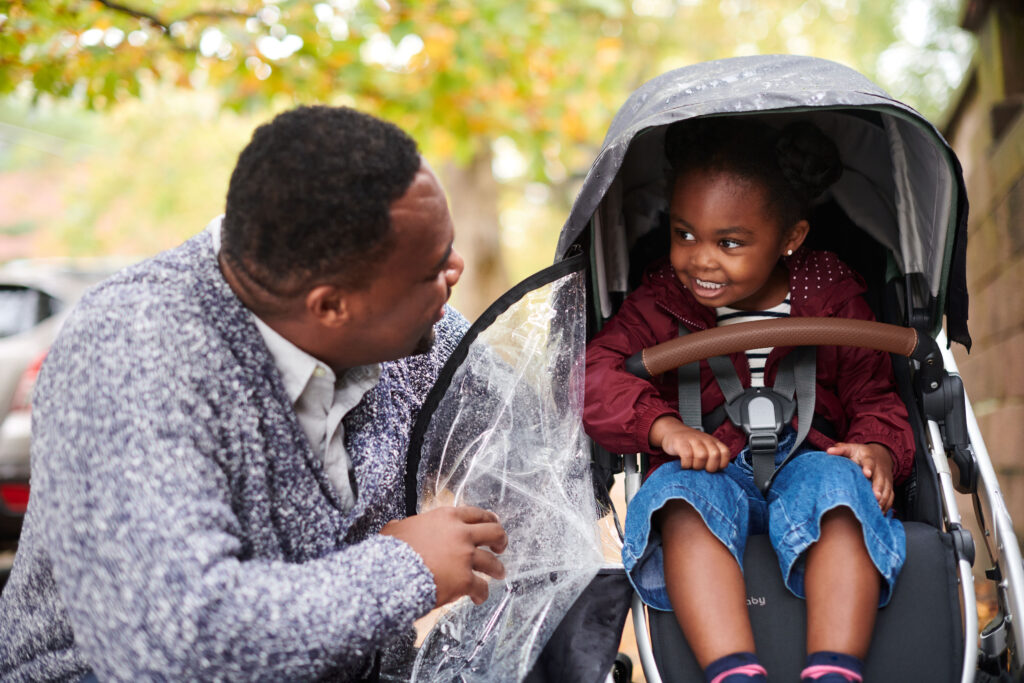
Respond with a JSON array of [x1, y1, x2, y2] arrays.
[[775, 121, 843, 202]]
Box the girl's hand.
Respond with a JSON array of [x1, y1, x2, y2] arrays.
[[650, 416, 732, 472], [826, 441, 895, 513]]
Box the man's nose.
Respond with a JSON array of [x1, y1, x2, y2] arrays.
[[446, 248, 464, 289]]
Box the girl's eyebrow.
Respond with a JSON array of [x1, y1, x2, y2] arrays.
[[714, 226, 756, 237]]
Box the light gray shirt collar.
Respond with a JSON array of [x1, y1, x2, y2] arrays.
[[207, 216, 380, 508]]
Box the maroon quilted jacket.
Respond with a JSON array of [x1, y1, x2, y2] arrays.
[[583, 248, 915, 483]]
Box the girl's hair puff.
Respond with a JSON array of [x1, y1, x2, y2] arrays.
[[664, 117, 843, 229]]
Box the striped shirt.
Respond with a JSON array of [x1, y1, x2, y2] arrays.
[[716, 296, 791, 386]]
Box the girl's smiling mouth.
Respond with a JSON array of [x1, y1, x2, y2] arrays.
[[690, 277, 729, 299], [694, 277, 725, 290]]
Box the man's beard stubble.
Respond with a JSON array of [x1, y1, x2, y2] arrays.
[[411, 326, 436, 356]]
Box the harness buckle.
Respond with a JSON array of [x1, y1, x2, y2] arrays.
[[722, 387, 796, 440], [748, 431, 780, 455]]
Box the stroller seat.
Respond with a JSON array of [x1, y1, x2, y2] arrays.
[[649, 522, 964, 681]]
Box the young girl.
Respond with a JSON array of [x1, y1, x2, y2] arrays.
[[584, 118, 915, 683]]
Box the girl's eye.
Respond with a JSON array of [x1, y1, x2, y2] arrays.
[[674, 229, 695, 242], [720, 239, 742, 249]]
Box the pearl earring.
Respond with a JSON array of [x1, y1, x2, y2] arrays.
[[786, 249, 793, 256]]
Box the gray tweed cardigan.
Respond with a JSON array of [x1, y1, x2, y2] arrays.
[[0, 231, 467, 681]]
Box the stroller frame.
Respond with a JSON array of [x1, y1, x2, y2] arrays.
[[405, 55, 1024, 682], [560, 57, 1024, 682]]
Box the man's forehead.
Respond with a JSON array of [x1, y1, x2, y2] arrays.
[[392, 163, 445, 212], [385, 162, 453, 263]]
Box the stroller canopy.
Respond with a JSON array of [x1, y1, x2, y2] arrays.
[[555, 54, 970, 347]]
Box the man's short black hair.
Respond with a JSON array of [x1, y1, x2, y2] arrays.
[[222, 105, 421, 296]]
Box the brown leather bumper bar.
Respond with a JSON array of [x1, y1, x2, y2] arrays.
[[625, 318, 923, 380]]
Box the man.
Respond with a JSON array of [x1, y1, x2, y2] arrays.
[[0, 106, 507, 681]]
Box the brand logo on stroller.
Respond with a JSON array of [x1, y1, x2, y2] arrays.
[[746, 595, 767, 607]]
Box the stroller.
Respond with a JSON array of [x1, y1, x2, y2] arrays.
[[404, 55, 1023, 683]]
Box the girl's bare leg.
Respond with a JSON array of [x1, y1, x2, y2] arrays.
[[659, 499, 754, 668], [804, 507, 880, 658]]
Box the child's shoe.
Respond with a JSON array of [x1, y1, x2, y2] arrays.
[[705, 651, 768, 683], [800, 651, 864, 682]]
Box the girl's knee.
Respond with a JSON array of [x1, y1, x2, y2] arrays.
[[819, 505, 865, 537], [656, 499, 703, 533], [657, 500, 736, 550]]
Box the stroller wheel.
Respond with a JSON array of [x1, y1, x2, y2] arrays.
[[611, 652, 633, 683]]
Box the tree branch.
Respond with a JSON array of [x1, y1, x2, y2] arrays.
[[94, 0, 167, 31], [92, 0, 254, 51]]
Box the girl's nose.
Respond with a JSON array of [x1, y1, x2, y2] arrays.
[[693, 243, 717, 269]]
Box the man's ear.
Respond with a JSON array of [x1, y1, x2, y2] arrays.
[[305, 285, 351, 328], [784, 219, 810, 255]]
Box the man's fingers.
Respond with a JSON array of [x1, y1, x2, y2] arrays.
[[467, 574, 492, 605], [465, 549, 505, 604], [472, 547, 505, 580], [454, 506, 507, 552], [389, 506, 509, 608], [468, 522, 508, 554], [453, 506, 500, 525]]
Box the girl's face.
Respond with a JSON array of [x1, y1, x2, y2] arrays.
[[669, 169, 808, 311]]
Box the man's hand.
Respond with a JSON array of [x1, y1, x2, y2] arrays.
[[650, 416, 731, 472], [826, 441, 895, 513], [381, 506, 507, 607]]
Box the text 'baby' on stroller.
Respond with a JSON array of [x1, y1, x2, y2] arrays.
[[405, 55, 1023, 683]]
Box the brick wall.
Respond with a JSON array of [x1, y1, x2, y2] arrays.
[[944, 0, 1024, 535]]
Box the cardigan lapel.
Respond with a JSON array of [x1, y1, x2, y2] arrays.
[[182, 234, 358, 552]]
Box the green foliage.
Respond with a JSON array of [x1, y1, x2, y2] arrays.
[[2, 1, 972, 171], [0, 0, 974, 278], [876, 0, 974, 119]]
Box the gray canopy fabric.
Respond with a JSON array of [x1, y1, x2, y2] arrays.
[[555, 54, 970, 347]]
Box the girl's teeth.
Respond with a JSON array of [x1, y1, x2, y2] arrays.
[[696, 279, 724, 289]]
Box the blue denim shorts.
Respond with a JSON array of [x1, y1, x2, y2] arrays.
[[622, 431, 906, 611]]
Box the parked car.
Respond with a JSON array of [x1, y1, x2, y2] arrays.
[[0, 260, 122, 586]]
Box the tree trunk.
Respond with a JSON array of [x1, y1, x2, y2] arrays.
[[439, 151, 509, 322]]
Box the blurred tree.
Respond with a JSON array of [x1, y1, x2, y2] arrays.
[[0, 0, 971, 317]]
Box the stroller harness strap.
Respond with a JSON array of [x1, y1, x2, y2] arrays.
[[676, 324, 817, 492], [676, 346, 704, 432]]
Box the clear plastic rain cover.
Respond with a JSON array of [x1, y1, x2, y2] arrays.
[[411, 267, 605, 682]]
